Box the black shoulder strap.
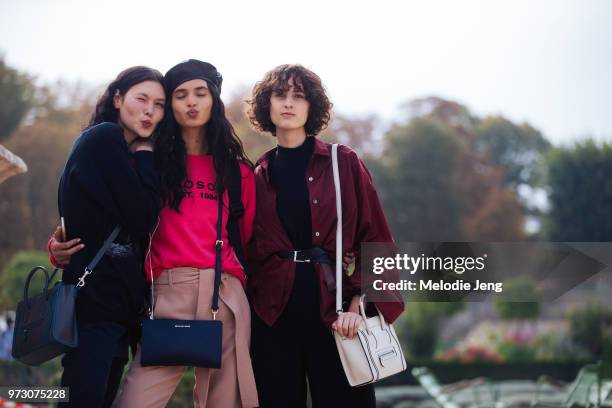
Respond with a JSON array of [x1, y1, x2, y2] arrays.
[[226, 158, 249, 277]]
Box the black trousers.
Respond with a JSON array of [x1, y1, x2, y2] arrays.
[[59, 321, 129, 408], [251, 264, 375, 408]]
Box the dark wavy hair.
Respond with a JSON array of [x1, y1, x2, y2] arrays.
[[247, 64, 332, 136], [155, 79, 253, 211], [87, 66, 164, 128]]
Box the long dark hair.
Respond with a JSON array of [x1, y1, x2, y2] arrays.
[[87, 66, 164, 128], [155, 79, 253, 211]]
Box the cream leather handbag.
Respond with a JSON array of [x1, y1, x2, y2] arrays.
[[331, 143, 407, 387]]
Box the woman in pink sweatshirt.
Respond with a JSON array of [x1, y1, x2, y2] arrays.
[[49, 59, 259, 408]]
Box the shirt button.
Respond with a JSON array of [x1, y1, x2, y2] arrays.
[[308, 176, 314, 182], [315, 232, 320, 237], [313, 199, 318, 204]]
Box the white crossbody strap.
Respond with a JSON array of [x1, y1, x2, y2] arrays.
[[331, 144, 343, 314]]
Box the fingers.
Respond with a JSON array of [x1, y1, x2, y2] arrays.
[[349, 314, 362, 339], [333, 313, 362, 339], [343, 251, 355, 269], [342, 314, 351, 337], [51, 238, 82, 251], [64, 242, 85, 255], [50, 236, 84, 266]]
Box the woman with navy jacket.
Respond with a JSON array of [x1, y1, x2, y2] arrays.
[[53, 66, 165, 407], [247, 64, 404, 407]]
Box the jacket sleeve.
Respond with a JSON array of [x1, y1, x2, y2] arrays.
[[93, 125, 160, 238], [344, 149, 404, 323]]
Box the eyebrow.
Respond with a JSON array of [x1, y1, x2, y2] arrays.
[[174, 85, 209, 94], [136, 92, 166, 102]]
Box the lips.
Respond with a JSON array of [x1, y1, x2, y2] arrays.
[[281, 112, 295, 118], [141, 120, 152, 129], [187, 109, 198, 119]]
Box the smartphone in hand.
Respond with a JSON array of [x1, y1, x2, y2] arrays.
[[60, 217, 66, 241]]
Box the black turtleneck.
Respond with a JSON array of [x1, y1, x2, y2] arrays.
[[269, 136, 315, 251]]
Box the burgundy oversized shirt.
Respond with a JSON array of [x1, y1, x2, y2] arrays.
[[247, 137, 404, 328]]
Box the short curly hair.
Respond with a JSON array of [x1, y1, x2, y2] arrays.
[[247, 64, 332, 136]]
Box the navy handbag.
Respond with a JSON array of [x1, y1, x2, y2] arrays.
[[140, 187, 224, 368], [12, 227, 121, 366]]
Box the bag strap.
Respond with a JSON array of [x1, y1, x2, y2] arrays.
[[212, 184, 223, 319], [331, 144, 343, 314], [76, 226, 121, 288], [147, 186, 224, 321]]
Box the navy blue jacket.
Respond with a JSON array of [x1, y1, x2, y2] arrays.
[[59, 122, 160, 327]]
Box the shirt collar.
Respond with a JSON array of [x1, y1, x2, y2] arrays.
[[256, 136, 330, 172]]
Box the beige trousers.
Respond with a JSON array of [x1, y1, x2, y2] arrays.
[[116, 268, 259, 408]]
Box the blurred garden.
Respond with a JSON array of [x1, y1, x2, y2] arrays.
[[1, 54, 611, 407]]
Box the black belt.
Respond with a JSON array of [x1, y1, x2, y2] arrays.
[[277, 247, 332, 264], [277, 247, 335, 290]]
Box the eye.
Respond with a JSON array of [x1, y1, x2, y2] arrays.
[[137, 97, 146, 102], [196, 92, 208, 97], [155, 102, 164, 108], [295, 93, 305, 99]]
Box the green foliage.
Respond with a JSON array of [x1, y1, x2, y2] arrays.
[[475, 116, 551, 189], [545, 140, 612, 241], [0, 81, 92, 270], [376, 117, 464, 241], [534, 332, 592, 362], [496, 341, 536, 362], [397, 302, 463, 359], [568, 303, 612, 358], [495, 276, 541, 320], [0, 250, 58, 309], [0, 57, 35, 141]]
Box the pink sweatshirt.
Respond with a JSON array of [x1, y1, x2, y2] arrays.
[[146, 155, 255, 287]]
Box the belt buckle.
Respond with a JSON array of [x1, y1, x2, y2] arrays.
[[293, 250, 310, 263]]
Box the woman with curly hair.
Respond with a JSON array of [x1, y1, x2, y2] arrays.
[[247, 64, 404, 407]]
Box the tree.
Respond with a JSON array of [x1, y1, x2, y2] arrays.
[[376, 117, 464, 241], [545, 140, 612, 241], [396, 302, 463, 359], [0, 251, 57, 309], [568, 303, 612, 358], [0, 57, 35, 141], [495, 276, 541, 320], [475, 117, 551, 190], [224, 86, 276, 163], [0, 82, 92, 269]]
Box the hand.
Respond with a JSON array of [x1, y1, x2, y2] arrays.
[[129, 137, 154, 152], [332, 312, 363, 339], [50, 226, 84, 266], [343, 251, 355, 272]]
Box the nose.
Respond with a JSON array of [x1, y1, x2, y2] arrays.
[[283, 96, 293, 109], [144, 101, 154, 117], [187, 94, 197, 108]]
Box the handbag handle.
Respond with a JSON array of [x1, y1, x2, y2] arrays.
[[331, 144, 343, 315], [23, 266, 51, 309]]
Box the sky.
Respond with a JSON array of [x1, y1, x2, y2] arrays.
[[1, 0, 611, 145]]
